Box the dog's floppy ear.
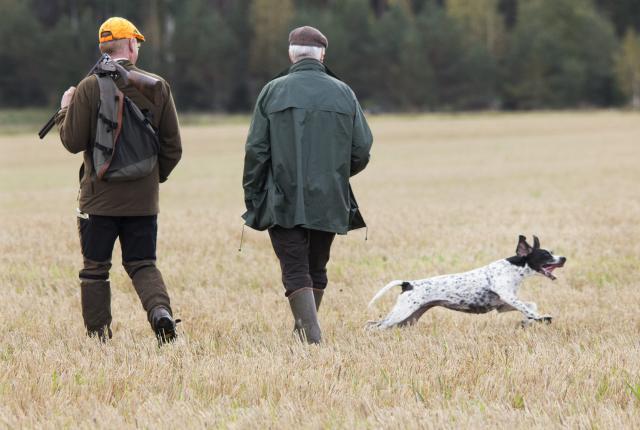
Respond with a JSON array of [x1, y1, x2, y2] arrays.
[[532, 235, 540, 249], [516, 235, 533, 256]]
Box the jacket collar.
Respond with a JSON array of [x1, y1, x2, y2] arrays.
[[116, 59, 135, 70], [289, 58, 326, 74], [272, 58, 341, 81]]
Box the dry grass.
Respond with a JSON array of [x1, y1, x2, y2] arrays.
[[1, 111, 639, 429]]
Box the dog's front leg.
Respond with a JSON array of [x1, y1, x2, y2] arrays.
[[497, 294, 551, 325], [496, 301, 537, 314]]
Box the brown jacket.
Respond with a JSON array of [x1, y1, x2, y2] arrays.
[[55, 60, 181, 216]]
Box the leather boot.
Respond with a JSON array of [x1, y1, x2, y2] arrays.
[[150, 306, 178, 345], [80, 280, 112, 341], [288, 287, 321, 344], [123, 261, 172, 325]]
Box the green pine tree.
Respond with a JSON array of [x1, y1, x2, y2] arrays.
[[249, 0, 295, 83], [171, 0, 240, 110], [447, 0, 506, 58], [503, 0, 617, 109]]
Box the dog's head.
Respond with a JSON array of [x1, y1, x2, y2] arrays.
[[509, 235, 566, 280]]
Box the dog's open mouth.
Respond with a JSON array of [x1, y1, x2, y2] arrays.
[[540, 262, 565, 280]]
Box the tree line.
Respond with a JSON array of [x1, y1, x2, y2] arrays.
[[1, 0, 640, 112]]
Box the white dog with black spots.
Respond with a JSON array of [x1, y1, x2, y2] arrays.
[[368, 236, 566, 329]]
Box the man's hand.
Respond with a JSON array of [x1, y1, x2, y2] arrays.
[[60, 86, 77, 109]]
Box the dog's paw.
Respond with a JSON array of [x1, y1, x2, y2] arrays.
[[520, 315, 552, 328], [364, 320, 381, 331], [539, 315, 553, 324]]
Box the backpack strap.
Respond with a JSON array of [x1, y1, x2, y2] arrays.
[[113, 89, 124, 149], [95, 75, 124, 180], [97, 87, 124, 179]]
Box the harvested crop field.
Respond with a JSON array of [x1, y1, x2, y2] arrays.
[[1, 111, 639, 428]]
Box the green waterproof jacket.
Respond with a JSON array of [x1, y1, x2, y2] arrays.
[[242, 59, 373, 234]]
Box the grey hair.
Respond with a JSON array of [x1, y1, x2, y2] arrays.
[[289, 44, 325, 63]]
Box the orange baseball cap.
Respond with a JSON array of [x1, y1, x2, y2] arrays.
[[98, 17, 145, 43]]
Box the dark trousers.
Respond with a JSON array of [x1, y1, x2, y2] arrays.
[[77, 215, 171, 332], [268, 226, 336, 297]]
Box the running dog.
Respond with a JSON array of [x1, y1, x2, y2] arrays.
[[368, 235, 566, 329]]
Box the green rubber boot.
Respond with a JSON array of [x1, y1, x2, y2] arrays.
[[313, 288, 324, 311], [288, 287, 321, 344]]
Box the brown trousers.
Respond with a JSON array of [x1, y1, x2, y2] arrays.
[[268, 226, 336, 297]]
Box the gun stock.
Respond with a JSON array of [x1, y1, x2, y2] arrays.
[[128, 70, 163, 105], [113, 62, 162, 105]]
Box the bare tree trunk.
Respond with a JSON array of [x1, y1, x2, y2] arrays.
[[632, 73, 640, 109]]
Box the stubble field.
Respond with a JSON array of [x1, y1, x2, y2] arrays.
[[1, 111, 639, 428]]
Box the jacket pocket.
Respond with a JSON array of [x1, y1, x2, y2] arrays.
[[244, 182, 277, 232], [79, 179, 95, 198], [272, 182, 285, 209]]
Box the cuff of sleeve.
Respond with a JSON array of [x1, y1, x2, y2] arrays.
[[54, 107, 68, 126]]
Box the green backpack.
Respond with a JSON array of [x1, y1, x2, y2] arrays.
[[93, 71, 159, 181]]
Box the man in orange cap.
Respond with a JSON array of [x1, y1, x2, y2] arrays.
[[56, 17, 182, 344]]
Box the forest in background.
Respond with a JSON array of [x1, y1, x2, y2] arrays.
[[1, 0, 640, 112]]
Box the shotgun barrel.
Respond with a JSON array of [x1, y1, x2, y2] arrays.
[[38, 113, 58, 139], [38, 54, 109, 140]]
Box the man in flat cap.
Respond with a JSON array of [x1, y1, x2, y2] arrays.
[[242, 26, 373, 344], [56, 17, 182, 343]]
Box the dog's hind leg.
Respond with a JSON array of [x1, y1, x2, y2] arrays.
[[369, 295, 444, 329]]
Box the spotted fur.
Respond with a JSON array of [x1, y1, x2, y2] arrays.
[[367, 235, 566, 329]]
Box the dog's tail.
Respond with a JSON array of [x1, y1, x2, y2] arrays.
[[368, 280, 406, 307]]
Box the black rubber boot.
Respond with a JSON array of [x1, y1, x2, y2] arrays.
[[288, 287, 321, 344], [81, 280, 112, 342], [150, 306, 179, 345], [312, 288, 324, 311]]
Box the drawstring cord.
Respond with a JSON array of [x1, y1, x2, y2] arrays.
[[365, 226, 368, 241], [238, 224, 245, 252]]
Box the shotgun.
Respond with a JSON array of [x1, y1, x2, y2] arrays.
[[38, 54, 162, 139]]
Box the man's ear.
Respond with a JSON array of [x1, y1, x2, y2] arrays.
[[516, 235, 532, 257], [532, 235, 540, 249]]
